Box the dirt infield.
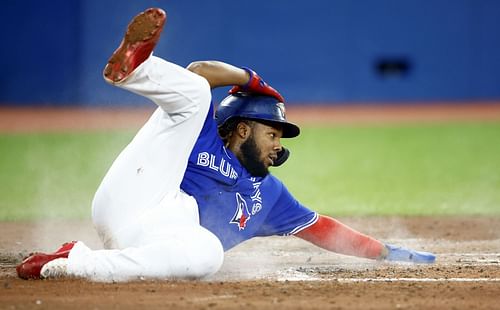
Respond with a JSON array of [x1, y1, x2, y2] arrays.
[[1, 103, 499, 309], [1, 217, 499, 309]]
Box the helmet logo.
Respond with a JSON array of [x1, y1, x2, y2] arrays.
[[277, 102, 286, 119]]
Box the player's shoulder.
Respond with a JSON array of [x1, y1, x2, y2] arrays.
[[257, 173, 285, 192], [256, 173, 300, 207]]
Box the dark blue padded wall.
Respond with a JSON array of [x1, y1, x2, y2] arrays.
[[1, 0, 499, 106], [0, 1, 81, 105]]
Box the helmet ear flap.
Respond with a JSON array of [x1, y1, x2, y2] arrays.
[[273, 147, 290, 167]]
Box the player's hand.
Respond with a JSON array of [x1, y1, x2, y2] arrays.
[[384, 244, 436, 264], [229, 67, 285, 102]]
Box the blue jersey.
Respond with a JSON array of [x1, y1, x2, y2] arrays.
[[180, 104, 318, 251]]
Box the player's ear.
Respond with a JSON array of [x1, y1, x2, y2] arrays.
[[236, 121, 251, 139]]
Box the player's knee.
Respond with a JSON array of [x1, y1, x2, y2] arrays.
[[189, 232, 224, 278], [190, 73, 212, 111]]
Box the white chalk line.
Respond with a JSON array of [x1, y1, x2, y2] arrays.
[[335, 277, 500, 283], [441, 262, 499, 266], [277, 275, 500, 283], [440, 253, 500, 256], [191, 294, 237, 302]]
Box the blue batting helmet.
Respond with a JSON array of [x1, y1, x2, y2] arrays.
[[215, 93, 300, 138]]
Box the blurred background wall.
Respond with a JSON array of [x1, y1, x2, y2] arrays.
[[1, 0, 499, 106]]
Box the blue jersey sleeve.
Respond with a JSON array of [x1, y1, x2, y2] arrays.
[[194, 103, 219, 149], [255, 179, 318, 237]]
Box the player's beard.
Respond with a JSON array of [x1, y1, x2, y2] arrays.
[[239, 134, 269, 177]]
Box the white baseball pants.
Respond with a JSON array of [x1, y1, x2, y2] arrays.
[[65, 56, 224, 282]]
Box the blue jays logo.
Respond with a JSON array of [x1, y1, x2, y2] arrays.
[[230, 193, 251, 230]]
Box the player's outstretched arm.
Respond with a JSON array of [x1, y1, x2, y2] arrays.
[[295, 215, 436, 264], [187, 61, 249, 89], [186, 61, 284, 101]]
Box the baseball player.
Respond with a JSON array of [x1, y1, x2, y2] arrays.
[[17, 8, 435, 282]]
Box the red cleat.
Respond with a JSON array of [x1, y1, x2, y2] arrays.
[[103, 8, 167, 83], [16, 241, 77, 280]]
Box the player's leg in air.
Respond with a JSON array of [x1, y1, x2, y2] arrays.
[[16, 8, 223, 282]]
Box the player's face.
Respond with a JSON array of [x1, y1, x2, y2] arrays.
[[252, 122, 284, 167], [240, 121, 283, 177]]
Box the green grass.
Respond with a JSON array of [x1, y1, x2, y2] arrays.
[[273, 122, 500, 216], [0, 131, 135, 220], [1, 122, 499, 220]]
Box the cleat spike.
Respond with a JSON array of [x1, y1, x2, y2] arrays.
[[103, 8, 167, 84]]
